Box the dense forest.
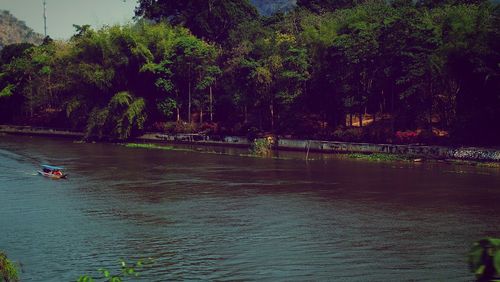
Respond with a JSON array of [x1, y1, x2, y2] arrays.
[[0, 0, 499, 145], [0, 10, 43, 50]]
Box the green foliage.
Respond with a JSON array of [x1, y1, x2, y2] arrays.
[[0, 84, 14, 98], [124, 143, 193, 152], [468, 238, 500, 281], [126, 143, 174, 150], [85, 92, 147, 140], [85, 107, 110, 140], [157, 97, 177, 118], [0, 21, 219, 136], [297, 0, 356, 13], [135, 0, 259, 44], [0, 252, 19, 282], [77, 258, 154, 282], [142, 60, 174, 92], [348, 153, 409, 162], [169, 32, 220, 122], [251, 136, 276, 156], [0, 42, 34, 64], [224, 25, 310, 130], [0, 2, 498, 145], [66, 97, 82, 118]]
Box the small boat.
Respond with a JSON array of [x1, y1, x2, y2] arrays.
[[38, 164, 67, 179]]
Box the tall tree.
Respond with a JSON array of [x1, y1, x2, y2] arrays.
[[135, 0, 259, 44], [434, 4, 500, 144]]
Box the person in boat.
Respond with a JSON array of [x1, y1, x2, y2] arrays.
[[53, 170, 63, 176]]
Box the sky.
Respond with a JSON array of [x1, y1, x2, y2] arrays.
[[0, 0, 139, 39]]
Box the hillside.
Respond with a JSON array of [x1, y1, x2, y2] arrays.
[[250, 0, 297, 16], [0, 10, 43, 50]]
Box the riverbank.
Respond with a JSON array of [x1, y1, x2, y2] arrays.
[[0, 125, 84, 138], [1, 124, 500, 163]]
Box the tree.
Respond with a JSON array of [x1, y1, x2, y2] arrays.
[[378, 4, 441, 130], [231, 29, 309, 131], [86, 91, 146, 140], [0, 43, 33, 121], [433, 3, 500, 144], [1, 1, 499, 145], [296, 0, 356, 13], [0, 44, 54, 119], [221, 25, 260, 125], [134, 21, 182, 121], [0, 43, 34, 64], [170, 33, 219, 123], [334, 4, 387, 127], [135, 0, 258, 44]]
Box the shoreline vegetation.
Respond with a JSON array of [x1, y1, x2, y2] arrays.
[[0, 251, 19, 282], [0, 1, 499, 151], [125, 143, 500, 168], [1, 125, 499, 166]]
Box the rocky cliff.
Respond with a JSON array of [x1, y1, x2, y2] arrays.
[[0, 10, 43, 50]]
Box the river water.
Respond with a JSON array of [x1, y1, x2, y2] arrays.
[[0, 135, 499, 281]]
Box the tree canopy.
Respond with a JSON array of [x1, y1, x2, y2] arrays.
[[135, 0, 259, 44], [1, 0, 499, 145]]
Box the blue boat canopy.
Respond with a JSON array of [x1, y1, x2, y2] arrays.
[[42, 164, 64, 170]]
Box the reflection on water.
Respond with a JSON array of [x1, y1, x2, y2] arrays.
[[0, 135, 499, 281]]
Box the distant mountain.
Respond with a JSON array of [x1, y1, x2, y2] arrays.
[[250, 0, 297, 16], [0, 10, 43, 50]]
